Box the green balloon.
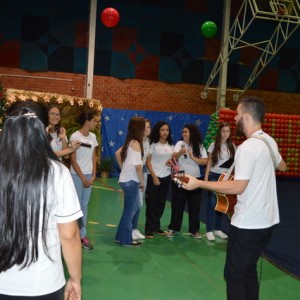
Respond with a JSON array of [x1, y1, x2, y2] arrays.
[[201, 21, 217, 38]]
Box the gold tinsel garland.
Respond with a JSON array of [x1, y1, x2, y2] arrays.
[[5, 88, 102, 112]]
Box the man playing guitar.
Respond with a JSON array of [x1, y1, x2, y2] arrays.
[[181, 97, 286, 300]]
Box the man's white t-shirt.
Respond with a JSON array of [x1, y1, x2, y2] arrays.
[[0, 161, 83, 296], [232, 130, 283, 229]]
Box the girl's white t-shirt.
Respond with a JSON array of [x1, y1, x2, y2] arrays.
[[143, 138, 150, 166], [70, 130, 98, 174], [0, 161, 83, 296], [119, 141, 143, 183], [49, 132, 68, 161], [208, 141, 235, 174], [149, 142, 174, 178], [174, 141, 207, 177]]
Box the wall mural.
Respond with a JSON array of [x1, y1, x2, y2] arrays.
[[1, 0, 300, 92]]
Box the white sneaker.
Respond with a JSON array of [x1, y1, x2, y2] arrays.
[[214, 230, 228, 239], [166, 230, 175, 238], [206, 231, 215, 241], [132, 229, 145, 240]]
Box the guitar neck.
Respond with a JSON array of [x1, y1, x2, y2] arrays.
[[172, 174, 189, 187], [223, 162, 235, 181]]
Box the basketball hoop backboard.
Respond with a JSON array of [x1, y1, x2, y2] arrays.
[[252, 0, 300, 23]]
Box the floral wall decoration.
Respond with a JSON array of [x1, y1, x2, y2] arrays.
[[2, 88, 103, 171]]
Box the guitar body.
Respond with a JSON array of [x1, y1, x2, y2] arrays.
[[214, 173, 237, 218]]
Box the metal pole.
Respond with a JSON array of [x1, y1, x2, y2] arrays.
[[86, 0, 97, 99], [216, 0, 231, 110]]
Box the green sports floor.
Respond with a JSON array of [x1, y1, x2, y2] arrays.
[[79, 178, 300, 300]]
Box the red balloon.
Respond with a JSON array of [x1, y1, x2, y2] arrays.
[[101, 7, 120, 28]]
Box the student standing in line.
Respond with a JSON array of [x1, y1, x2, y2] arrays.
[[204, 122, 236, 241], [131, 119, 151, 241], [115, 117, 145, 247], [70, 110, 98, 251], [181, 97, 287, 300], [166, 124, 208, 239], [144, 121, 174, 238], [47, 105, 81, 159], [0, 101, 82, 300]]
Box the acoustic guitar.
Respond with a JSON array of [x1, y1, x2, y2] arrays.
[[214, 163, 236, 218], [170, 157, 236, 217]]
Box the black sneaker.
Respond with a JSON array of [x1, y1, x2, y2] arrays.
[[122, 241, 143, 247], [145, 231, 154, 239], [154, 229, 167, 236], [190, 232, 202, 239], [81, 237, 93, 250]]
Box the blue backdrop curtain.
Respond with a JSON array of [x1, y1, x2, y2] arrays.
[[101, 108, 211, 177]]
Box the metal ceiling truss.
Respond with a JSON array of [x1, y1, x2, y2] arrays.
[[201, 0, 300, 107]]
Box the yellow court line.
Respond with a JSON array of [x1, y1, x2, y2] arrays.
[[92, 185, 122, 192]]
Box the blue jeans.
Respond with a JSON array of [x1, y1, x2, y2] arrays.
[[206, 172, 226, 232], [115, 180, 140, 245], [132, 171, 148, 230], [138, 171, 148, 208], [71, 173, 92, 238]]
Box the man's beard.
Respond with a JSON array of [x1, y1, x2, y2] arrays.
[[236, 118, 245, 137]]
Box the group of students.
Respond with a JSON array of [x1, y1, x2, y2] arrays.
[[114, 117, 236, 247], [47, 105, 98, 251], [114, 97, 287, 300], [0, 97, 287, 300]]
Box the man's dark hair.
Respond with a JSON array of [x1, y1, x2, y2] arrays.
[[239, 96, 265, 123]]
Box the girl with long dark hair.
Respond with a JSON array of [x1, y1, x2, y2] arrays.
[[144, 121, 174, 238], [47, 104, 81, 159], [204, 122, 236, 241], [115, 117, 145, 247], [166, 124, 208, 238], [0, 100, 82, 299], [131, 118, 151, 241]]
